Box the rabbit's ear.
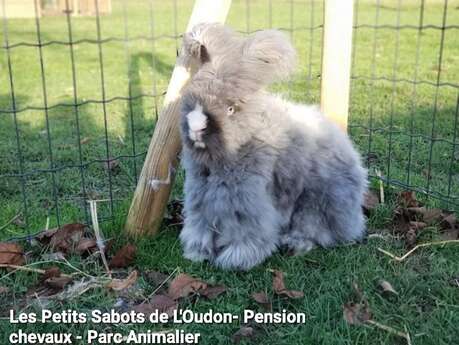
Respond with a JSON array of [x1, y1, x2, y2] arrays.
[[239, 30, 297, 87], [182, 23, 241, 65]]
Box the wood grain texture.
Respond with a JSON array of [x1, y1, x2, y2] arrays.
[[320, 0, 354, 131]]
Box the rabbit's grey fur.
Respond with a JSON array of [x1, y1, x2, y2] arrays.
[[178, 24, 367, 270]]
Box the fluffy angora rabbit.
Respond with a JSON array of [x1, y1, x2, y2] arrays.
[[178, 24, 367, 270]]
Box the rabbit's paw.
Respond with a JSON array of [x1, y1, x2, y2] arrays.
[[281, 234, 316, 255], [183, 246, 209, 263], [213, 240, 275, 271], [180, 225, 213, 263]]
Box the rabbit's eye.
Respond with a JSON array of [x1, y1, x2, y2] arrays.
[[227, 106, 235, 116]]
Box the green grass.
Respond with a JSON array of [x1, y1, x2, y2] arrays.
[[1, 1, 459, 344]]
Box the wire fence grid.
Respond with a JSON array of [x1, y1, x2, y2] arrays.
[[0, 0, 458, 241]]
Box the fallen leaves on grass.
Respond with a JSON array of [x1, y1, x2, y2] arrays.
[[363, 190, 380, 216], [75, 238, 97, 254], [168, 273, 207, 300], [41, 267, 62, 281], [272, 270, 304, 299], [56, 277, 103, 301], [404, 228, 417, 249], [343, 283, 412, 343], [0, 242, 25, 266], [27, 267, 73, 299], [45, 276, 73, 290], [109, 244, 136, 269], [144, 271, 169, 288], [439, 228, 459, 241], [399, 191, 419, 208], [200, 285, 227, 299], [343, 283, 372, 325], [231, 326, 255, 344], [37, 223, 85, 253], [392, 191, 459, 248], [107, 270, 138, 291], [167, 273, 226, 300], [251, 291, 272, 311], [343, 301, 372, 325], [377, 279, 398, 297], [133, 294, 178, 317]]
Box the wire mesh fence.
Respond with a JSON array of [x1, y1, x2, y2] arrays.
[[350, 0, 459, 210], [0, 0, 457, 240]]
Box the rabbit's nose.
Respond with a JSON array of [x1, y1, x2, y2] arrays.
[[187, 103, 207, 147], [189, 129, 206, 149], [189, 129, 204, 142]]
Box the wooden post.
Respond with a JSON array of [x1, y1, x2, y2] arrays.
[[125, 0, 232, 237], [320, 0, 354, 131]]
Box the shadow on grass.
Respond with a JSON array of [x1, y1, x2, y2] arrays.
[[0, 52, 173, 234]]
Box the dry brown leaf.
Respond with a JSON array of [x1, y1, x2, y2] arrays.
[[343, 301, 372, 325], [75, 237, 97, 254], [405, 228, 417, 249], [231, 326, 255, 344], [36, 223, 85, 253], [272, 270, 304, 299], [343, 283, 372, 325], [422, 208, 443, 224], [439, 228, 459, 241], [377, 279, 398, 296], [50, 223, 85, 251], [200, 285, 227, 300], [409, 221, 427, 230], [0, 242, 25, 266], [27, 268, 71, 299], [55, 277, 103, 301], [45, 276, 73, 290], [251, 291, 272, 311], [252, 291, 270, 304], [36, 228, 58, 242], [107, 270, 139, 291], [440, 213, 457, 230], [41, 267, 62, 282], [0, 286, 9, 294], [26, 285, 56, 299], [109, 244, 136, 269], [27, 266, 72, 297], [399, 191, 419, 208], [168, 273, 207, 300], [144, 271, 169, 287], [363, 191, 380, 215], [133, 294, 178, 317], [406, 206, 427, 219]]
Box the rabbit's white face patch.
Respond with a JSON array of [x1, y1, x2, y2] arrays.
[[187, 103, 207, 148]]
